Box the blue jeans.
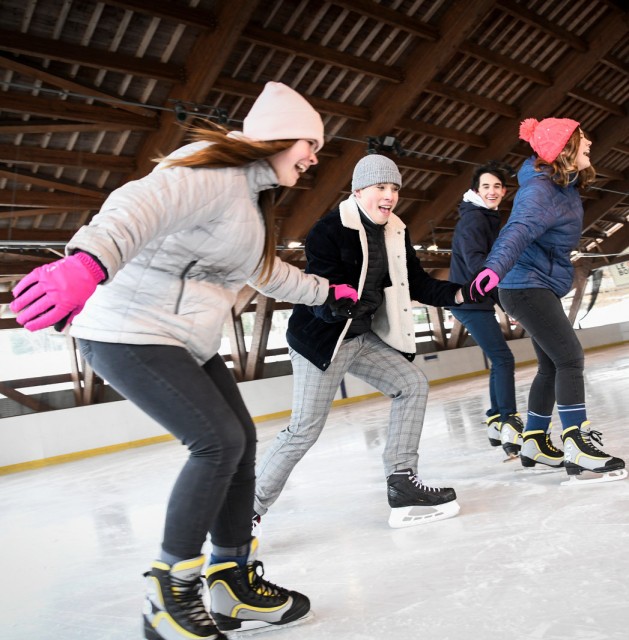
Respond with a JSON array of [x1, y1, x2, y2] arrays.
[[78, 340, 256, 559], [499, 288, 584, 414], [450, 307, 516, 419]]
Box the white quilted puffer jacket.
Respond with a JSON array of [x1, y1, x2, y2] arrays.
[[67, 141, 328, 363]]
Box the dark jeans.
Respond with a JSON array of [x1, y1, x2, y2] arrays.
[[450, 307, 516, 418], [499, 288, 584, 415], [78, 339, 256, 559]]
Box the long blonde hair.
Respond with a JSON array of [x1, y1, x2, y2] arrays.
[[154, 120, 294, 284], [533, 127, 596, 188]]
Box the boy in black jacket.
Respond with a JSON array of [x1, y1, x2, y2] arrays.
[[255, 154, 475, 529], [449, 161, 523, 458]]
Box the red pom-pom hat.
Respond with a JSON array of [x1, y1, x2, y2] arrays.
[[518, 117, 580, 163]]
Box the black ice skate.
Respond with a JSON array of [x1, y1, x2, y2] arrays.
[[500, 413, 524, 458], [143, 556, 225, 640], [520, 430, 564, 471], [561, 423, 627, 486], [386, 469, 460, 528], [205, 538, 311, 633]]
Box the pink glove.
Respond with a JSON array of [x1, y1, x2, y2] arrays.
[[469, 267, 500, 301], [328, 283, 358, 303], [10, 252, 106, 331]]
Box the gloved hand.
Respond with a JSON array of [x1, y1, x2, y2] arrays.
[[10, 252, 106, 332], [462, 267, 500, 303], [326, 283, 358, 318]]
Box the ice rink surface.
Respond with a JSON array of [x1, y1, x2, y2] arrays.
[[1, 344, 628, 640]]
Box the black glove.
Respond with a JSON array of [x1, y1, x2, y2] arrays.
[[326, 284, 358, 318], [458, 282, 482, 305], [489, 289, 504, 311]]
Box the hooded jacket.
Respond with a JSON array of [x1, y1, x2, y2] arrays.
[[449, 190, 502, 311], [67, 141, 328, 364], [485, 156, 584, 297], [286, 195, 460, 370]]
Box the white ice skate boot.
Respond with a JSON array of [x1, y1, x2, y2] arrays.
[[519, 430, 564, 471], [205, 538, 311, 633], [561, 423, 627, 486], [143, 555, 225, 640], [500, 413, 523, 458], [485, 414, 502, 447], [386, 469, 460, 528]]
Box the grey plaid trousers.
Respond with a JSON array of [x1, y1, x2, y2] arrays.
[[254, 331, 429, 515]]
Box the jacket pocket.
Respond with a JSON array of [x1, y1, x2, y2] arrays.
[[174, 261, 198, 314]]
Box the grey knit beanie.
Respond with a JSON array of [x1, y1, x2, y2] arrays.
[[351, 154, 402, 191]]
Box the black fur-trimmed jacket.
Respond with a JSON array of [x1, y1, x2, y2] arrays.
[[286, 195, 460, 370]]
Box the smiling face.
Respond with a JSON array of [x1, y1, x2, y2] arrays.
[[353, 183, 399, 225], [574, 129, 592, 171], [476, 172, 506, 210], [268, 139, 318, 187]]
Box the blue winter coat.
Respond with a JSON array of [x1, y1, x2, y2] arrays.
[[485, 157, 584, 297]]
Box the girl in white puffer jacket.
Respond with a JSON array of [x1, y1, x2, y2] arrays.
[[10, 82, 357, 640]]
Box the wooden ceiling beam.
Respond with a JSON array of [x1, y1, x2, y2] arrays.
[[0, 168, 106, 199], [0, 121, 147, 134], [0, 143, 135, 171], [582, 181, 629, 232], [398, 117, 487, 148], [459, 41, 552, 87], [0, 55, 156, 118], [602, 53, 629, 75], [213, 76, 370, 121], [280, 0, 497, 241], [395, 155, 459, 176], [241, 25, 404, 83], [407, 11, 628, 241], [0, 189, 103, 209], [1, 93, 158, 129], [0, 207, 69, 220], [329, 0, 438, 39], [0, 228, 73, 241], [568, 88, 626, 117], [0, 29, 184, 81], [496, 1, 588, 52], [425, 81, 519, 119], [102, 0, 218, 29], [129, 0, 261, 180]]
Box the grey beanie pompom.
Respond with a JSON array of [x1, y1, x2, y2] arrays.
[[351, 154, 402, 191]]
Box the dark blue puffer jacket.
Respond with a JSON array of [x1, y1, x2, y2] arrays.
[[449, 198, 501, 310], [485, 157, 584, 298]]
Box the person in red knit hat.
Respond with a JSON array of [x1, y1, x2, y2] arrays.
[[465, 117, 626, 485]]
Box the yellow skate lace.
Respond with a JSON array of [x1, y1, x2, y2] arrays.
[[248, 561, 289, 598]]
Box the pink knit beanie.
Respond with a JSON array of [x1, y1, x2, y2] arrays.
[[519, 117, 580, 163], [242, 82, 324, 152]]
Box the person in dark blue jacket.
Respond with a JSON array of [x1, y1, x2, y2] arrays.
[[254, 154, 478, 529], [468, 118, 626, 485], [449, 161, 524, 458]]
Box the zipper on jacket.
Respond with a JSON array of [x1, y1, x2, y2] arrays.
[[175, 260, 198, 314]]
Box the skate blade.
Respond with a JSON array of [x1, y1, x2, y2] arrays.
[[502, 453, 520, 463], [222, 611, 314, 637], [516, 465, 564, 475], [560, 468, 628, 486], [388, 500, 460, 528]]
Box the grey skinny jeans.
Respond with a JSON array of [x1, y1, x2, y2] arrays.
[[498, 288, 584, 415], [78, 339, 256, 559]]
